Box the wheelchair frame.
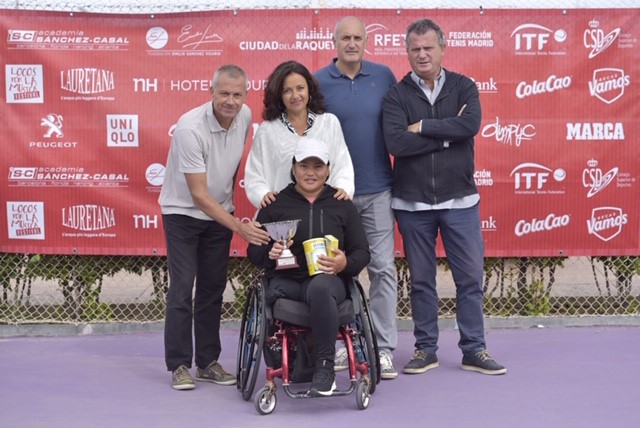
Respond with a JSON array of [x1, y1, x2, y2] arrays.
[[236, 275, 380, 415]]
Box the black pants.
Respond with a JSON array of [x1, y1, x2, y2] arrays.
[[163, 214, 232, 371], [268, 274, 347, 362]]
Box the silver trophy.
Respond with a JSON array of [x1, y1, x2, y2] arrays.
[[262, 219, 301, 270]]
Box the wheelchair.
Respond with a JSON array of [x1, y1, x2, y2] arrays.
[[236, 275, 380, 415]]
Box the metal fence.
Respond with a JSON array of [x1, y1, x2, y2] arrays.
[[1, 253, 638, 325]]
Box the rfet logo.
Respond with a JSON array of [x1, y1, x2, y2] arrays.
[[587, 206, 628, 242]]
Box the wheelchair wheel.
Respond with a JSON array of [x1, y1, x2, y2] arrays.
[[254, 386, 277, 415], [351, 279, 380, 394], [355, 377, 370, 410], [236, 281, 266, 401]]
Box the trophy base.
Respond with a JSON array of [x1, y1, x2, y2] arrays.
[[276, 256, 299, 270]]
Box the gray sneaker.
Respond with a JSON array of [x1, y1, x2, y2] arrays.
[[379, 351, 398, 380], [334, 347, 348, 372], [461, 350, 507, 375], [195, 361, 237, 385], [403, 349, 439, 374], [171, 365, 195, 391]]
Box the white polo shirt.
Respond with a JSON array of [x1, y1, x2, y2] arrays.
[[159, 102, 251, 220]]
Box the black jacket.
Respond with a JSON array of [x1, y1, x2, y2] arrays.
[[247, 184, 370, 282], [382, 69, 481, 205]]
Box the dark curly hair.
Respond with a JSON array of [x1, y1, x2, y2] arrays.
[[262, 60, 326, 121]]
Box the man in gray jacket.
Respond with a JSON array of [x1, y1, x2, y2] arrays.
[[383, 18, 506, 376]]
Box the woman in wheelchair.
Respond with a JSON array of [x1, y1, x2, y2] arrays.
[[247, 138, 370, 397]]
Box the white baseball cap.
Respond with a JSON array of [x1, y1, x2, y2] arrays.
[[293, 138, 330, 164]]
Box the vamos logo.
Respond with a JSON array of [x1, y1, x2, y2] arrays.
[[587, 207, 628, 242], [482, 117, 536, 147], [566, 122, 624, 141], [583, 159, 618, 198], [589, 68, 630, 104], [510, 162, 566, 195], [511, 23, 567, 55], [516, 74, 571, 99], [62, 205, 116, 231], [515, 213, 571, 237]]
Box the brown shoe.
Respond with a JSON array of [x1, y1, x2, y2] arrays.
[[171, 365, 195, 390], [195, 361, 236, 386]]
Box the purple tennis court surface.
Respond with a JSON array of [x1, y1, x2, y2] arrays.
[[1, 326, 637, 428]]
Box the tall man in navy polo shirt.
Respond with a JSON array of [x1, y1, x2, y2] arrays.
[[316, 16, 400, 380]]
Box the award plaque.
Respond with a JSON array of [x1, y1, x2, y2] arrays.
[[263, 219, 301, 270]]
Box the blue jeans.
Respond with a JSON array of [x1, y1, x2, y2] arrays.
[[395, 204, 486, 355], [162, 214, 232, 371]]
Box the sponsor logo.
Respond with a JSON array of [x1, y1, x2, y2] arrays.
[[510, 162, 566, 195], [447, 30, 495, 48], [5, 64, 44, 103], [239, 26, 334, 52], [145, 163, 165, 193], [587, 207, 628, 241], [30, 113, 79, 149], [515, 213, 571, 237], [107, 115, 139, 147], [147, 24, 223, 56], [60, 68, 115, 96], [133, 214, 159, 229], [7, 201, 45, 240], [7, 166, 129, 187], [511, 23, 567, 55], [481, 216, 497, 233], [482, 117, 536, 147], [364, 23, 404, 56], [583, 159, 618, 198], [584, 19, 620, 59], [7, 29, 129, 50], [474, 169, 494, 187], [470, 76, 498, 94], [516, 74, 572, 99], [566, 122, 625, 140], [62, 205, 116, 231], [146, 27, 169, 49], [589, 68, 630, 104]]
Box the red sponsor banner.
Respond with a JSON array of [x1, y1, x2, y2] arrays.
[[1, 9, 638, 257]]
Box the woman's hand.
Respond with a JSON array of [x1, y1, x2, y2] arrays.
[[317, 248, 346, 275], [260, 191, 278, 208], [268, 239, 293, 260], [333, 188, 351, 201]]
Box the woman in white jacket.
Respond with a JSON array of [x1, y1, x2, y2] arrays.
[[244, 60, 354, 209]]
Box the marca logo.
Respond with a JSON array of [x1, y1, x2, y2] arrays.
[[587, 207, 628, 242], [589, 68, 630, 104], [583, 19, 620, 59], [583, 159, 618, 198], [566, 122, 625, 140]]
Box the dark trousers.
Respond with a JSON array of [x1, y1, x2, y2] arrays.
[[395, 204, 486, 355], [268, 274, 347, 362], [162, 214, 232, 371]]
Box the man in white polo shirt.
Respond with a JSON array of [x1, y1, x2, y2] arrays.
[[159, 64, 270, 391]]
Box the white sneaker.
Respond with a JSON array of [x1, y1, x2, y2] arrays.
[[379, 351, 398, 380], [334, 347, 348, 372]]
